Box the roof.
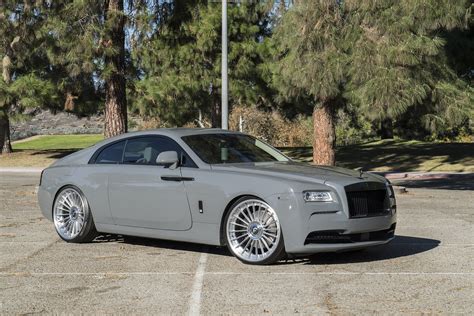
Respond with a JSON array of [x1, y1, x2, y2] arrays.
[[92, 128, 242, 148], [51, 128, 242, 168], [149, 128, 238, 137]]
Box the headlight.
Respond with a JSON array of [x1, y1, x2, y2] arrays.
[[303, 191, 333, 202], [385, 181, 395, 198], [387, 184, 395, 198], [386, 182, 397, 213]]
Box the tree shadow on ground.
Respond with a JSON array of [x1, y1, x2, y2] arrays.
[[280, 140, 474, 172], [393, 174, 474, 191], [93, 234, 439, 264], [29, 149, 78, 159]]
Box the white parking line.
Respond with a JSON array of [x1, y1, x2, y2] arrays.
[[207, 272, 474, 276], [0, 271, 472, 276], [188, 251, 208, 316], [390, 243, 474, 246], [0, 272, 189, 276], [0, 241, 473, 246]]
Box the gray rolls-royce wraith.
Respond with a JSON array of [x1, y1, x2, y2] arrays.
[[38, 128, 397, 265]]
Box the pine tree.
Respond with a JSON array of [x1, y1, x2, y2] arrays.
[[103, 0, 127, 137], [348, 0, 473, 140], [131, 1, 272, 127], [0, 1, 57, 153], [273, 0, 472, 165], [41, 2, 101, 114], [273, 1, 349, 165], [421, 7, 474, 138], [44, 0, 128, 138]]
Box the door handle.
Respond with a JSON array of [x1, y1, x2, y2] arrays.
[[161, 176, 194, 182]]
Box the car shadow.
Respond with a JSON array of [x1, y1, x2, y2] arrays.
[[302, 235, 440, 265], [93, 234, 439, 264], [93, 234, 232, 257]]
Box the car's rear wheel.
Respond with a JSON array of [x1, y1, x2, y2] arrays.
[[224, 197, 286, 265], [53, 186, 97, 243]]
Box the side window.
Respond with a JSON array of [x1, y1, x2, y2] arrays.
[[123, 136, 197, 167], [95, 141, 125, 164], [123, 138, 155, 164]]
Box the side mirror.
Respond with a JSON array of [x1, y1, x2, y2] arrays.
[[156, 151, 179, 169]]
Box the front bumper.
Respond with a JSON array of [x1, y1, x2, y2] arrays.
[[266, 191, 397, 254]]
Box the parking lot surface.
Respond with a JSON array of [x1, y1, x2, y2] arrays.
[[1, 172, 473, 314]]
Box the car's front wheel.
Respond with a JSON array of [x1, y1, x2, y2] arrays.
[[224, 197, 286, 265], [53, 186, 97, 243]]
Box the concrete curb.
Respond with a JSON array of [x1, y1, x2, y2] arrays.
[[373, 171, 474, 181], [0, 167, 44, 173], [392, 186, 408, 194]]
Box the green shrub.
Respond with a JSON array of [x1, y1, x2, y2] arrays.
[[335, 106, 375, 146]]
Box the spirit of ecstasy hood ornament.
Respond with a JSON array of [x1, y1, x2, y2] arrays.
[[355, 167, 364, 178]]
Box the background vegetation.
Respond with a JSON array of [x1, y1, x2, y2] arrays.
[[0, 0, 473, 165]]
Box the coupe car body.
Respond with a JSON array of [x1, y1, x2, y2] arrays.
[[38, 128, 397, 264]]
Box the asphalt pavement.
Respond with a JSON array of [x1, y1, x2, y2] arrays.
[[0, 172, 472, 314]]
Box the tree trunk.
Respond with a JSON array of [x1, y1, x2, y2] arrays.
[[278, 0, 286, 15], [1, 49, 13, 154], [313, 100, 336, 165], [0, 110, 13, 154], [210, 91, 220, 128], [2, 55, 11, 83], [104, 0, 127, 138], [64, 92, 77, 112], [380, 118, 393, 139]]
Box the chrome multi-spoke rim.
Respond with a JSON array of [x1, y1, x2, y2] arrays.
[[227, 199, 281, 262], [53, 188, 86, 240]]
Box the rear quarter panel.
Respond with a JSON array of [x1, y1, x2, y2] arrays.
[[38, 164, 113, 224], [38, 166, 76, 221]]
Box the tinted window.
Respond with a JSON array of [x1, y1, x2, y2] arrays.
[[182, 134, 289, 164], [123, 136, 196, 167], [95, 141, 125, 164]]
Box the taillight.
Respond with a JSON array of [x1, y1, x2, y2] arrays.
[[39, 170, 45, 186]]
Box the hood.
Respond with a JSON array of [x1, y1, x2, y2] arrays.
[[211, 161, 386, 186]]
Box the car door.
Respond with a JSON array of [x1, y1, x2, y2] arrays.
[[107, 136, 193, 231]]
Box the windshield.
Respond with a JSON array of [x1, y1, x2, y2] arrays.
[[182, 134, 289, 164]]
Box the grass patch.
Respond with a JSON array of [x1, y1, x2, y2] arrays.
[[13, 134, 103, 150]]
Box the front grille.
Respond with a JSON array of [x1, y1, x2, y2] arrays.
[[304, 224, 396, 244], [346, 188, 390, 218]]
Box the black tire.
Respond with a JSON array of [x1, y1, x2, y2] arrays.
[[52, 185, 98, 243], [223, 196, 286, 265]]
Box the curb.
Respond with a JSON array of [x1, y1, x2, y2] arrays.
[[392, 186, 408, 194], [0, 168, 44, 173], [373, 171, 474, 181]]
